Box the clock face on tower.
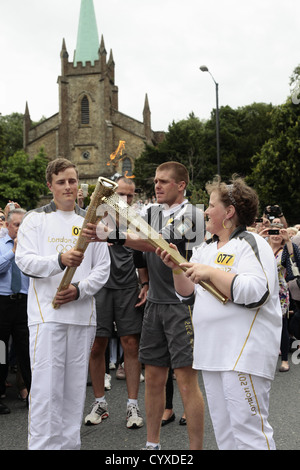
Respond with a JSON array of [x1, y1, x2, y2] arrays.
[[82, 150, 91, 160]]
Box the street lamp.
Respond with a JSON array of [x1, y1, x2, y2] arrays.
[[199, 65, 220, 176]]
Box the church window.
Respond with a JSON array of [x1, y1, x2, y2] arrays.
[[122, 157, 133, 177], [81, 96, 90, 124]]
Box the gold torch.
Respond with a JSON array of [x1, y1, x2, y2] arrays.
[[101, 191, 228, 304], [52, 177, 118, 309]]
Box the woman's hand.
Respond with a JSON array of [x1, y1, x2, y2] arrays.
[[180, 262, 213, 284], [280, 228, 290, 243], [258, 227, 270, 238], [156, 243, 179, 270]]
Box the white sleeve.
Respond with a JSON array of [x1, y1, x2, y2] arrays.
[[76, 243, 110, 299], [15, 212, 64, 278], [231, 237, 275, 309]]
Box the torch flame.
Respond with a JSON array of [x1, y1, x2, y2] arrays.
[[107, 141, 126, 166], [124, 171, 135, 179], [106, 140, 135, 179]]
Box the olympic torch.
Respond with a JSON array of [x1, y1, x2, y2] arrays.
[[101, 191, 228, 304], [52, 177, 118, 309]]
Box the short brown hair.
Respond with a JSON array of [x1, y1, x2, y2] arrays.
[[46, 158, 78, 184], [156, 161, 189, 186], [116, 176, 135, 188], [206, 175, 259, 226]]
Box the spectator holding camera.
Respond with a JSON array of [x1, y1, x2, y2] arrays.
[[263, 205, 287, 228], [280, 226, 300, 338], [260, 221, 300, 368], [1, 203, 21, 238], [260, 225, 290, 371], [253, 216, 270, 234]]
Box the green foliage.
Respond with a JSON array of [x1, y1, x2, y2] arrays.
[[218, 103, 273, 181], [247, 98, 300, 224], [134, 113, 214, 196], [0, 148, 48, 210], [0, 113, 24, 158], [134, 104, 274, 203], [187, 184, 209, 207]]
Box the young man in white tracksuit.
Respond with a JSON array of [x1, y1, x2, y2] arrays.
[[16, 158, 110, 450]]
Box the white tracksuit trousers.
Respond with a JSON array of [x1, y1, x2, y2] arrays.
[[28, 322, 95, 450], [202, 370, 276, 450]]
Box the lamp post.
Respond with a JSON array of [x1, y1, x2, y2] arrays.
[[199, 65, 220, 176]]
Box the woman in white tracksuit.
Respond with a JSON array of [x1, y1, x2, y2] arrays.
[[157, 175, 282, 450]]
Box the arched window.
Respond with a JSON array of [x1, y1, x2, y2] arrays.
[[122, 157, 133, 177], [81, 96, 89, 124]]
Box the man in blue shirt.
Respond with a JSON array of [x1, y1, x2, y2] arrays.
[[0, 209, 30, 414]]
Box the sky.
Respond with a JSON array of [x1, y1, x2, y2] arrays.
[[1, 0, 300, 132]]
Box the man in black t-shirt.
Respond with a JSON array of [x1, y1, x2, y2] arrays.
[[84, 162, 205, 450], [84, 178, 149, 429]]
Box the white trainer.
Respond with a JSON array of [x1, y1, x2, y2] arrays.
[[126, 403, 144, 429], [105, 373, 111, 390], [84, 401, 109, 425]]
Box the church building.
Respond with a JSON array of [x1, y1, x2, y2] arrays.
[[23, 0, 164, 184]]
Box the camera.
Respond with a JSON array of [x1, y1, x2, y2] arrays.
[[264, 205, 282, 219], [268, 229, 280, 235]]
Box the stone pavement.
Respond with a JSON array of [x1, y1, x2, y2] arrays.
[[1, 352, 300, 451]]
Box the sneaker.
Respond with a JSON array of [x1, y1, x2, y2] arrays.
[[84, 401, 109, 425], [140, 373, 145, 382], [126, 403, 144, 429], [109, 362, 116, 370], [141, 444, 161, 450], [105, 373, 111, 390], [116, 362, 126, 380]]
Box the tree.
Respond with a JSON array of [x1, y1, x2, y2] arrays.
[[247, 98, 300, 224], [0, 148, 48, 210], [0, 113, 24, 159], [134, 113, 213, 197], [134, 104, 273, 203]]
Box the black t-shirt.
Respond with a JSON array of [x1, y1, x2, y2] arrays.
[[143, 201, 205, 304]]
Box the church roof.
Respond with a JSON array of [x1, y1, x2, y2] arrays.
[[74, 0, 99, 66]]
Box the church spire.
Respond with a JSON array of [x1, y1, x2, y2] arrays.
[[74, 0, 99, 66], [143, 94, 152, 141]]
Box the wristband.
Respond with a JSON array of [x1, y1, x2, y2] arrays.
[[107, 229, 126, 245], [141, 281, 149, 287], [71, 282, 80, 300], [58, 253, 66, 270]]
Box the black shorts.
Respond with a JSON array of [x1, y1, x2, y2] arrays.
[[139, 301, 194, 369], [95, 286, 143, 337]]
